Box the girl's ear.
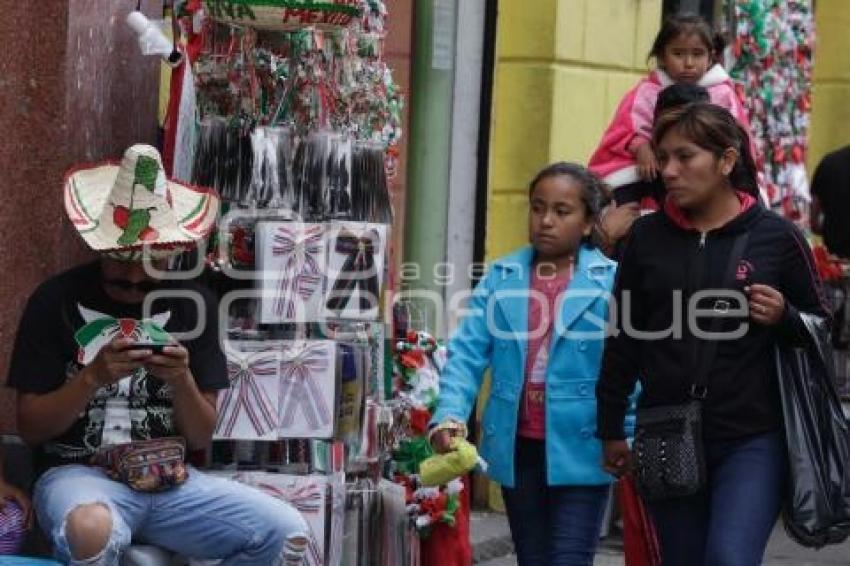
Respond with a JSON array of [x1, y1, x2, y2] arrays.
[[719, 147, 739, 177]]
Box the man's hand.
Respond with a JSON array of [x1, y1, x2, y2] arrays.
[[0, 479, 32, 529], [634, 142, 659, 181], [83, 338, 151, 389], [602, 440, 632, 477], [144, 344, 192, 387]]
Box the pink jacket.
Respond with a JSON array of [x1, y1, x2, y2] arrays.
[[588, 64, 753, 188]]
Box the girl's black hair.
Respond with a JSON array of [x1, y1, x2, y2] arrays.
[[528, 162, 612, 249], [652, 102, 760, 197], [649, 13, 724, 63]]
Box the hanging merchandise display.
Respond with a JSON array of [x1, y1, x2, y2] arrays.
[[158, 2, 468, 563], [383, 320, 474, 563], [721, 0, 815, 225]]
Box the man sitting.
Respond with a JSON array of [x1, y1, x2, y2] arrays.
[[7, 145, 308, 565]]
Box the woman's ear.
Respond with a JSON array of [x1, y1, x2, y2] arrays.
[[719, 147, 739, 177]]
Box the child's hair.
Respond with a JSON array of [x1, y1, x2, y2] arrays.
[[528, 162, 612, 249], [649, 14, 724, 64], [652, 103, 759, 196], [654, 83, 710, 120]]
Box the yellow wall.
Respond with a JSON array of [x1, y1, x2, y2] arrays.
[[808, 0, 850, 172], [482, 0, 662, 509], [487, 0, 661, 260]]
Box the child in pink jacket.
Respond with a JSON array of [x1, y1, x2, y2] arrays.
[[589, 14, 755, 205]]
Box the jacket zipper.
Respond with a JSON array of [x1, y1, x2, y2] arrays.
[[699, 231, 707, 249]]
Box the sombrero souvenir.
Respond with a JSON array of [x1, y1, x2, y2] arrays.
[[64, 144, 219, 260]]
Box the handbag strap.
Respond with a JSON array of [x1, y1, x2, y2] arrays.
[[689, 230, 751, 399]]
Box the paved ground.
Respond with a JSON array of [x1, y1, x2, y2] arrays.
[[471, 510, 850, 565]]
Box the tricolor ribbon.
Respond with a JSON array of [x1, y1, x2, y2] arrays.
[[279, 343, 331, 431], [325, 229, 380, 312], [255, 479, 325, 566], [272, 225, 324, 319], [215, 351, 279, 438]]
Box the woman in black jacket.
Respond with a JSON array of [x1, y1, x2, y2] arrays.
[[596, 103, 829, 565]]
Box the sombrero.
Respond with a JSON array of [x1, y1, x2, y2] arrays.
[[64, 144, 219, 260]]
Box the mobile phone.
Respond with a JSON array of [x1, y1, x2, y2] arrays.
[[126, 342, 167, 354]]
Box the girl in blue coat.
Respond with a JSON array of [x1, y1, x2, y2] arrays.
[[430, 162, 617, 566]]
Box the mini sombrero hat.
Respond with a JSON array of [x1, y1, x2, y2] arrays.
[[64, 144, 219, 260]]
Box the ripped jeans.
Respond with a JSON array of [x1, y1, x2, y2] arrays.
[[33, 465, 309, 566]]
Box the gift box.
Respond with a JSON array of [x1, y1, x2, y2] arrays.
[[242, 472, 330, 566], [324, 222, 388, 321], [279, 340, 338, 439], [214, 341, 282, 441], [257, 222, 328, 323]]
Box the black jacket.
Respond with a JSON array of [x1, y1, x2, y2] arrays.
[[596, 200, 830, 440]]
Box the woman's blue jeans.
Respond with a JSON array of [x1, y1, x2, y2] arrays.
[[647, 431, 786, 566], [501, 437, 610, 566]]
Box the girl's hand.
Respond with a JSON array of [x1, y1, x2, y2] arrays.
[[746, 284, 785, 326], [600, 202, 641, 246], [602, 440, 632, 477], [430, 429, 454, 454], [635, 143, 659, 181]]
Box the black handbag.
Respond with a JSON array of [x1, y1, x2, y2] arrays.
[[634, 232, 750, 502]]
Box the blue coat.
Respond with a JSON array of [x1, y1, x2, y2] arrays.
[[431, 245, 619, 487]]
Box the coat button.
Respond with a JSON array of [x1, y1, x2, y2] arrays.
[[578, 340, 588, 351], [487, 425, 495, 435], [580, 428, 592, 439], [579, 384, 590, 396]]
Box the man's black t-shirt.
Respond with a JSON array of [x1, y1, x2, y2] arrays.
[[7, 261, 228, 473]]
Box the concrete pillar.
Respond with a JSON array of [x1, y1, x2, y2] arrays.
[[403, 0, 458, 333]]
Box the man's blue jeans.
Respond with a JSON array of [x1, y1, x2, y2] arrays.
[[33, 464, 308, 566], [647, 431, 786, 566], [501, 437, 610, 566]]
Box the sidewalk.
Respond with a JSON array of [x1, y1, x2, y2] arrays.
[[471, 510, 850, 565]]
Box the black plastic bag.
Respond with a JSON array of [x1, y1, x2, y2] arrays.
[[775, 313, 850, 547]]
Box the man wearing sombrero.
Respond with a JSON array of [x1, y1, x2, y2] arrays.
[[7, 145, 309, 565]]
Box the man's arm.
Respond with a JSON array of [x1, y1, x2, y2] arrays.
[[17, 338, 151, 446], [17, 372, 99, 446], [170, 372, 218, 450], [144, 344, 219, 450]]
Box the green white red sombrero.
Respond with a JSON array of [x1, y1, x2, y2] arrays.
[[64, 144, 219, 260]]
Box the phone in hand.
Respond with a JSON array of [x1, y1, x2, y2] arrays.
[[126, 342, 168, 354]]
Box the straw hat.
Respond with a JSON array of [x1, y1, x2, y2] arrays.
[[64, 144, 219, 260]]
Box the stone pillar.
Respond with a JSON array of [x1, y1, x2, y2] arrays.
[[487, 0, 661, 258], [0, 0, 162, 430]]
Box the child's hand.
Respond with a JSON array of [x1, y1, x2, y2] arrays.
[[0, 480, 33, 529], [430, 429, 454, 454], [602, 440, 632, 477], [634, 143, 659, 181], [600, 202, 641, 247]]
